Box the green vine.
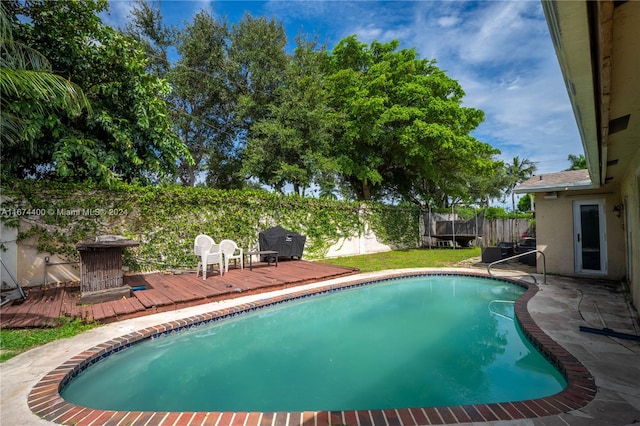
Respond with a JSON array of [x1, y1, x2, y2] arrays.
[[367, 204, 421, 248], [1, 180, 421, 272]]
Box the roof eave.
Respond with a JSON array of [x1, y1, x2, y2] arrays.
[[514, 180, 596, 194], [541, 0, 603, 186]]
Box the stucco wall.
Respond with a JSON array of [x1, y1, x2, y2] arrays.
[[6, 223, 397, 288], [620, 157, 640, 311], [0, 221, 18, 289], [325, 229, 392, 258], [535, 187, 626, 281], [17, 234, 80, 287]]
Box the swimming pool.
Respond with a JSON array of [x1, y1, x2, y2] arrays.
[[29, 272, 596, 425]]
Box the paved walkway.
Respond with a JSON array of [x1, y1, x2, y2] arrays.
[[1, 268, 639, 425]]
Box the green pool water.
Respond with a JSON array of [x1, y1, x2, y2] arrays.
[[61, 275, 566, 412]]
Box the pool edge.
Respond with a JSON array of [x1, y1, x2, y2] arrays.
[[28, 271, 597, 425]]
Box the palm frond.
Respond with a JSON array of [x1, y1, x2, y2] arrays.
[[0, 68, 89, 113], [0, 40, 52, 71], [0, 110, 25, 147]]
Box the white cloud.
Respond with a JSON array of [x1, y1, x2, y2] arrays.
[[395, 1, 582, 174], [351, 24, 384, 42], [103, 0, 213, 30], [99, 0, 583, 175], [437, 15, 460, 28], [101, 0, 135, 29], [234, 0, 584, 174]]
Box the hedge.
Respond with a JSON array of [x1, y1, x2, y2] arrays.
[[1, 181, 421, 272]]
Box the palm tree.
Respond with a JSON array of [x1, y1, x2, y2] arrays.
[[505, 156, 537, 213], [0, 3, 89, 147], [566, 154, 587, 170]]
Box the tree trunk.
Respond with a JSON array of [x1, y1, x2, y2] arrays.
[[362, 182, 371, 200]]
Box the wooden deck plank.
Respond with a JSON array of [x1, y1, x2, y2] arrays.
[[149, 274, 199, 304], [132, 289, 171, 309], [93, 301, 116, 322], [1, 261, 357, 328], [124, 275, 148, 288], [117, 296, 141, 315], [174, 275, 213, 299], [160, 274, 214, 301], [15, 292, 48, 328], [61, 289, 81, 319], [42, 286, 66, 327], [79, 305, 94, 323], [89, 303, 106, 322], [121, 295, 145, 313], [109, 299, 130, 317], [0, 300, 19, 325]]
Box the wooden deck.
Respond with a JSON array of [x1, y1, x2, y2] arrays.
[[0, 260, 358, 329]]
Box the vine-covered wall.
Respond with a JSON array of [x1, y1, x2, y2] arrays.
[[1, 181, 421, 275]]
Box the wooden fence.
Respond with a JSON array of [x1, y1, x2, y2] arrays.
[[422, 212, 532, 247], [481, 218, 532, 246]]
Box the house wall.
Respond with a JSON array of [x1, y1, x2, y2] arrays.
[[534, 187, 627, 281], [619, 156, 640, 311]]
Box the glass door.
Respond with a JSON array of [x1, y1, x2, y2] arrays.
[[573, 200, 607, 274]]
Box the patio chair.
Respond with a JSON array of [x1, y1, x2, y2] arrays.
[[194, 234, 223, 279], [220, 239, 244, 272], [194, 234, 212, 272]]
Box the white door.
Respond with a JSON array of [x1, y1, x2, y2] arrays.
[[573, 200, 607, 274]]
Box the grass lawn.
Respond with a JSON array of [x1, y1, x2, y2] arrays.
[[0, 317, 98, 363], [318, 247, 481, 273], [1, 247, 481, 362]]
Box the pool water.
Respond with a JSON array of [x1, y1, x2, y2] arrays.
[[61, 275, 566, 412]]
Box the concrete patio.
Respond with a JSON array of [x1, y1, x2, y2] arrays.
[[525, 274, 640, 425], [1, 268, 639, 425]]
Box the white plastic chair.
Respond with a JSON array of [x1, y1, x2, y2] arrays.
[[194, 234, 212, 273], [220, 239, 244, 272], [194, 234, 223, 279]]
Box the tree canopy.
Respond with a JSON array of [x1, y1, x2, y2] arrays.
[[566, 154, 587, 170], [0, 2, 90, 150], [2, 1, 512, 209], [242, 35, 337, 195], [1, 0, 191, 185], [325, 36, 501, 204], [505, 156, 537, 212]]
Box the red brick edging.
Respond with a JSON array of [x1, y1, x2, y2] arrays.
[[28, 272, 596, 425]]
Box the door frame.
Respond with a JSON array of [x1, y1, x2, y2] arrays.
[[573, 199, 607, 275], [625, 196, 632, 283]]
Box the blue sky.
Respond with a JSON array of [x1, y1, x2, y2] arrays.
[[102, 0, 584, 176]]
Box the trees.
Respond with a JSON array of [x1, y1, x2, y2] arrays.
[[172, 10, 241, 188], [229, 14, 288, 130], [0, 2, 89, 160], [126, 2, 243, 189], [242, 36, 337, 195], [464, 163, 508, 207], [325, 36, 500, 205], [124, 0, 174, 79], [566, 154, 587, 170], [2, 0, 189, 185], [505, 156, 537, 212], [517, 193, 533, 213], [3, 2, 504, 206]]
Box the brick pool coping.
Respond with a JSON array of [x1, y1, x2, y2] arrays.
[[28, 271, 596, 425]]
